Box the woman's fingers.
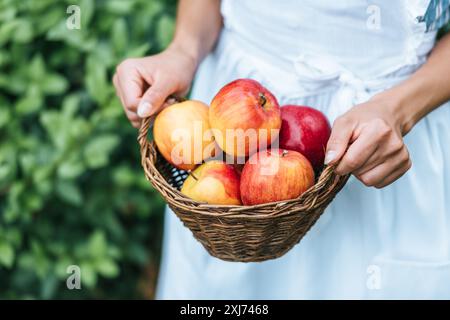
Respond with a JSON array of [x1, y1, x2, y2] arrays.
[[323, 98, 413, 188], [332, 117, 406, 178], [114, 73, 141, 127], [137, 76, 175, 118], [325, 116, 355, 165], [352, 127, 406, 177], [113, 48, 196, 128], [356, 147, 411, 187], [335, 122, 383, 175], [373, 159, 412, 188], [126, 109, 142, 128], [113, 59, 152, 112], [353, 141, 404, 177]]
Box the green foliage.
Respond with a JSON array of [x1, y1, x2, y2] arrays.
[[0, 0, 176, 299]]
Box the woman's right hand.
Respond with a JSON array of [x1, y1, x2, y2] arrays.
[[113, 45, 198, 128]]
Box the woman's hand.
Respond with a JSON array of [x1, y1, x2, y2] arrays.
[[113, 46, 197, 128], [325, 95, 412, 188], [325, 32, 450, 188], [113, 0, 222, 128]]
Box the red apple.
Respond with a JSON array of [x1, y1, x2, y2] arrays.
[[279, 105, 331, 171], [209, 79, 281, 158], [181, 160, 242, 205], [240, 149, 315, 205], [153, 100, 216, 171]]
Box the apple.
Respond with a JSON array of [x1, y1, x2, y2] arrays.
[[279, 105, 331, 172], [240, 149, 315, 205], [212, 150, 247, 176], [209, 79, 281, 158], [181, 160, 242, 205], [153, 100, 216, 171]]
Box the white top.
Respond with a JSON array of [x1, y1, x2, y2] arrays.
[[157, 0, 450, 299]]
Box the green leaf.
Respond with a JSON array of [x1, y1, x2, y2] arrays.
[[62, 94, 81, 116], [0, 72, 27, 94], [15, 85, 43, 115], [90, 42, 115, 68], [105, 0, 136, 14], [56, 180, 83, 206], [41, 275, 58, 299], [113, 165, 135, 187], [88, 231, 107, 257], [80, 0, 95, 28], [36, 7, 63, 34], [46, 21, 97, 52], [57, 160, 84, 179], [0, 241, 14, 268], [83, 134, 119, 169], [4, 229, 22, 247], [0, 7, 17, 22], [41, 73, 69, 95], [84, 55, 109, 105], [0, 19, 19, 46], [95, 258, 119, 278], [112, 18, 127, 54], [40, 111, 67, 148], [0, 107, 11, 128], [55, 256, 73, 278], [0, 49, 11, 67], [29, 55, 46, 80], [32, 165, 54, 185], [156, 14, 175, 49], [13, 19, 34, 43], [126, 43, 151, 58], [79, 262, 97, 288]]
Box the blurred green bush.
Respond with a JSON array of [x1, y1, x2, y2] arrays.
[[0, 0, 176, 299]]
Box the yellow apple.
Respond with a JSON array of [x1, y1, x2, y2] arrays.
[[153, 100, 215, 171], [181, 160, 242, 205]]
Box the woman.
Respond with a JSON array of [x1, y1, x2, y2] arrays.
[[113, 0, 450, 299]]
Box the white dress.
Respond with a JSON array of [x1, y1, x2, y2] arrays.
[[157, 0, 450, 299]]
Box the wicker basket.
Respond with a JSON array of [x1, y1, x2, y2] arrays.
[[138, 116, 350, 262]]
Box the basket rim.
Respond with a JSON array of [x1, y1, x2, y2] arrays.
[[161, 161, 338, 209], [162, 168, 349, 219]]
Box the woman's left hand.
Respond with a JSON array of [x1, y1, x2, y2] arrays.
[[324, 95, 412, 188]]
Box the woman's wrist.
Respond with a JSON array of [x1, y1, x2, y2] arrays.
[[167, 39, 202, 69], [371, 77, 432, 136]]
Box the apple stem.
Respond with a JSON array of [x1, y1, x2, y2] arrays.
[[281, 150, 288, 157], [258, 93, 267, 108], [190, 172, 199, 181]]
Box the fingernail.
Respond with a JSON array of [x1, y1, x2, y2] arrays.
[[137, 101, 152, 118], [324, 151, 336, 165]]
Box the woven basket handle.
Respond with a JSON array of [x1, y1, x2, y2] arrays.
[[316, 164, 338, 184]]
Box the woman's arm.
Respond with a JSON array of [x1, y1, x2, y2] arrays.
[[389, 33, 450, 134], [325, 33, 450, 188], [170, 0, 223, 66], [113, 0, 222, 127]]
